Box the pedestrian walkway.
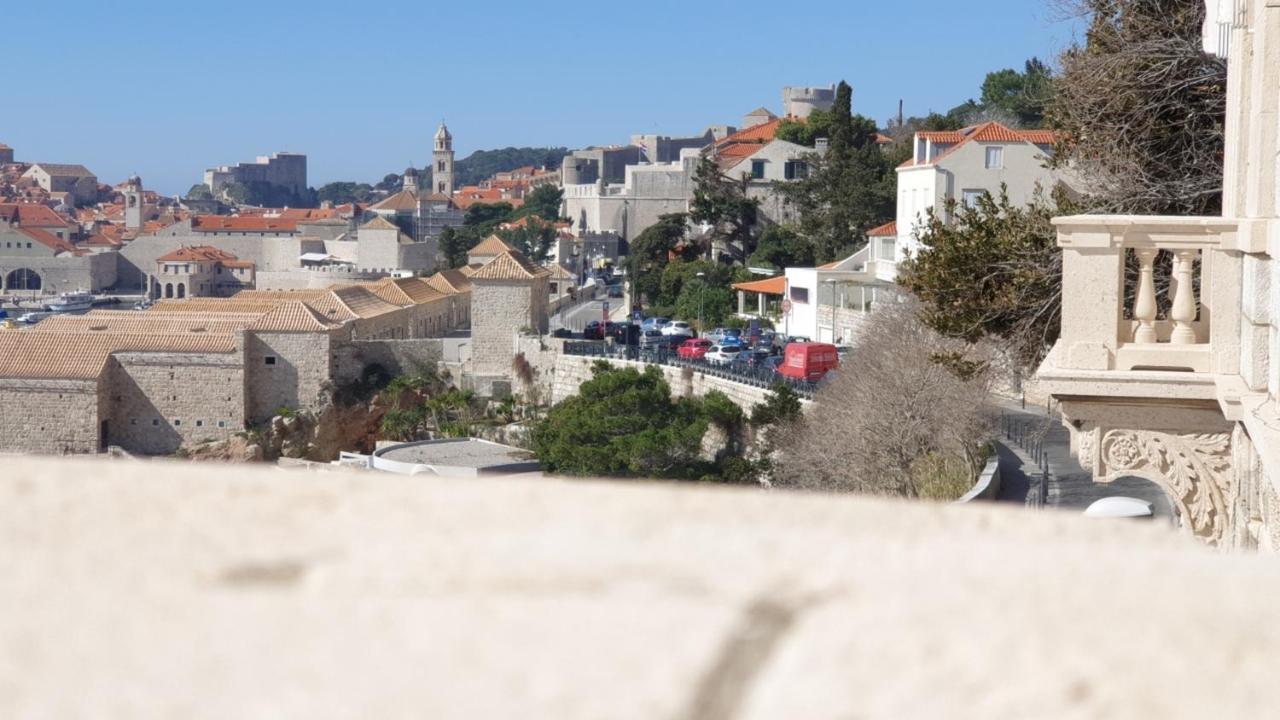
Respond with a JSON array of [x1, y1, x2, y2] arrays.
[[993, 399, 1174, 519]]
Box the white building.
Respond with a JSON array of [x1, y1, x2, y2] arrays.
[[561, 150, 700, 242], [893, 122, 1063, 269]]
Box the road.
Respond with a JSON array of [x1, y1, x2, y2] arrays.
[[555, 299, 608, 333]]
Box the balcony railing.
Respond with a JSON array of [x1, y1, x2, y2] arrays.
[[1051, 215, 1240, 375]]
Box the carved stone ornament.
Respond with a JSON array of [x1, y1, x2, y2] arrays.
[[1097, 430, 1233, 544]]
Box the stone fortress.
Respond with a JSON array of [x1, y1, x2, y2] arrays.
[[204, 152, 307, 199]]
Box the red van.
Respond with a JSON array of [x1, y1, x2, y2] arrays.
[[778, 342, 840, 382]]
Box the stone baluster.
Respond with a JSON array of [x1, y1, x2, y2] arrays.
[[1133, 248, 1159, 344], [1170, 250, 1199, 344]]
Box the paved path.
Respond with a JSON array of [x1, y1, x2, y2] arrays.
[[994, 400, 1175, 520], [555, 299, 606, 333]]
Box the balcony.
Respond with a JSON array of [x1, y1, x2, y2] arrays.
[[1038, 215, 1243, 403]]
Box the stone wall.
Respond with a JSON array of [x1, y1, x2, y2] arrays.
[[0, 248, 117, 293], [245, 331, 338, 424], [551, 355, 789, 412], [472, 280, 533, 376], [334, 339, 444, 384], [107, 350, 246, 455], [0, 378, 100, 454]]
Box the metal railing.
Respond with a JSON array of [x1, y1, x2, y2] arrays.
[[563, 341, 820, 399], [1000, 412, 1050, 508]]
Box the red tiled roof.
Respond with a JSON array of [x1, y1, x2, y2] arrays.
[[903, 122, 1061, 170], [867, 220, 897, 237], [0, 202, 70, 228], [718, 144, 762, 159], [156, 245, 243, 263], [190, 215, 298, 232], [17, 227, 79, 254], [716, 117, 783, 147]]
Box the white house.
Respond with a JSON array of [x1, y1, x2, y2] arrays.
[[893, 122, 1064, 268]]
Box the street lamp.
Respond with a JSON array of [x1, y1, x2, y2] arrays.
[[696, 271, 706, 335]]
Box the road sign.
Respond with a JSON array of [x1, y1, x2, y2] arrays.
[[602, 301, 610, 322]]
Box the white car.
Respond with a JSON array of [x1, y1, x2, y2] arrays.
[[661, 321, 693, 337], [705, 344, 745, 366]]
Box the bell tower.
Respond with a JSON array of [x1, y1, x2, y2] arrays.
[[123, 175, 144, 231], [433, 122, 454, 197]]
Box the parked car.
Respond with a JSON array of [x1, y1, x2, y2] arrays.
[[778, 342, 840, 382], [719, 334, 745, 347], [641, 316, 671, 331], [640, 329, 666, 348], [662, 321, 693, 338], [551, 327, 574, 339], [762, 355, 784, 378], [745, 348, 775, 370], [677, 338, 713, 360], [583, 321, 605, 340], [610, 322, 640, 345], [705, 344, 746, 366]]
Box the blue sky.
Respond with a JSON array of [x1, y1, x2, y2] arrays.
[[5, 0, 1080, 195]]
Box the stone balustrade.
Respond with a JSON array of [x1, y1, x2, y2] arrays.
[[1050, 215, 1241, 377]]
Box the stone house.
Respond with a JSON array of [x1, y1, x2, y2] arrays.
[[21, 163, 98, 206], [150, 245, 256, 299]]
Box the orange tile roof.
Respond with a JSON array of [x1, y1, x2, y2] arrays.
[[250, 301, 343, 332], [190, 215, 299, 233], [0, 330, 237, 380], [369, 189, 419, 212], [469, 250, 551, 281], [867, 220, 897, 237], [716, 117, 783, 147], [718, 144, 762, 160], [156, 245, 243, 263], [361, 277, 446, 306], [904, 122, 1061, 169], [468, 234, 516, 257], [426, 268, 474, 294], [17, 227, 79, 254], [0, 202, 70, 227]]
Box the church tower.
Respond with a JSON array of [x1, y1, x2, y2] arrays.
[[433, 122, 454, 197], [123, 175, 144, 231]]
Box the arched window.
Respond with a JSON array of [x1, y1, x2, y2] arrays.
[[165, 283, 174, 298], [176, 283, 186, 299], [3, 268, 41, 291]]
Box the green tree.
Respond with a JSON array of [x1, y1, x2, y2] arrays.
[[779, 81, 895, 262], [774, 107, 835, 147], [438, 226, 475, 269], [518, 184, 563, 222], [628, 213, 690, 307], [531, 365, 709, 478], [464, 202, 515, 227], [317, 181, 374, 205], [690, 156, 760, 257], [746, 225, 815, 270], [979, 58, 1054, 128], [498, 220, 558, 263], [897, 187, 1075, 367]]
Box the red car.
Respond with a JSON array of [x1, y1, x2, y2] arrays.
[[677, 338, 713, 360]]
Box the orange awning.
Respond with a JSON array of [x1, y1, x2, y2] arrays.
[[731, 275, 786, 296]]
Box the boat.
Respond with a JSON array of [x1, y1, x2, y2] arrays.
[[46, 291, 94, 313]]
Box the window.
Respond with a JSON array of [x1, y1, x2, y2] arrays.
[[962, 189, 986, 209], [173, 419, 181, 426], [790, 286, 810, 304], [218, 421, 227, 428], [264, 356, 277, 365], [751, 160, 766, 179], [196, 420, 204, 427], [784, 160, 807, 180], [985, 146, 1004, 169], [151, 419, 160, 426]]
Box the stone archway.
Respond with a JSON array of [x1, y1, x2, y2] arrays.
[[4, 268, 41, 291]]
